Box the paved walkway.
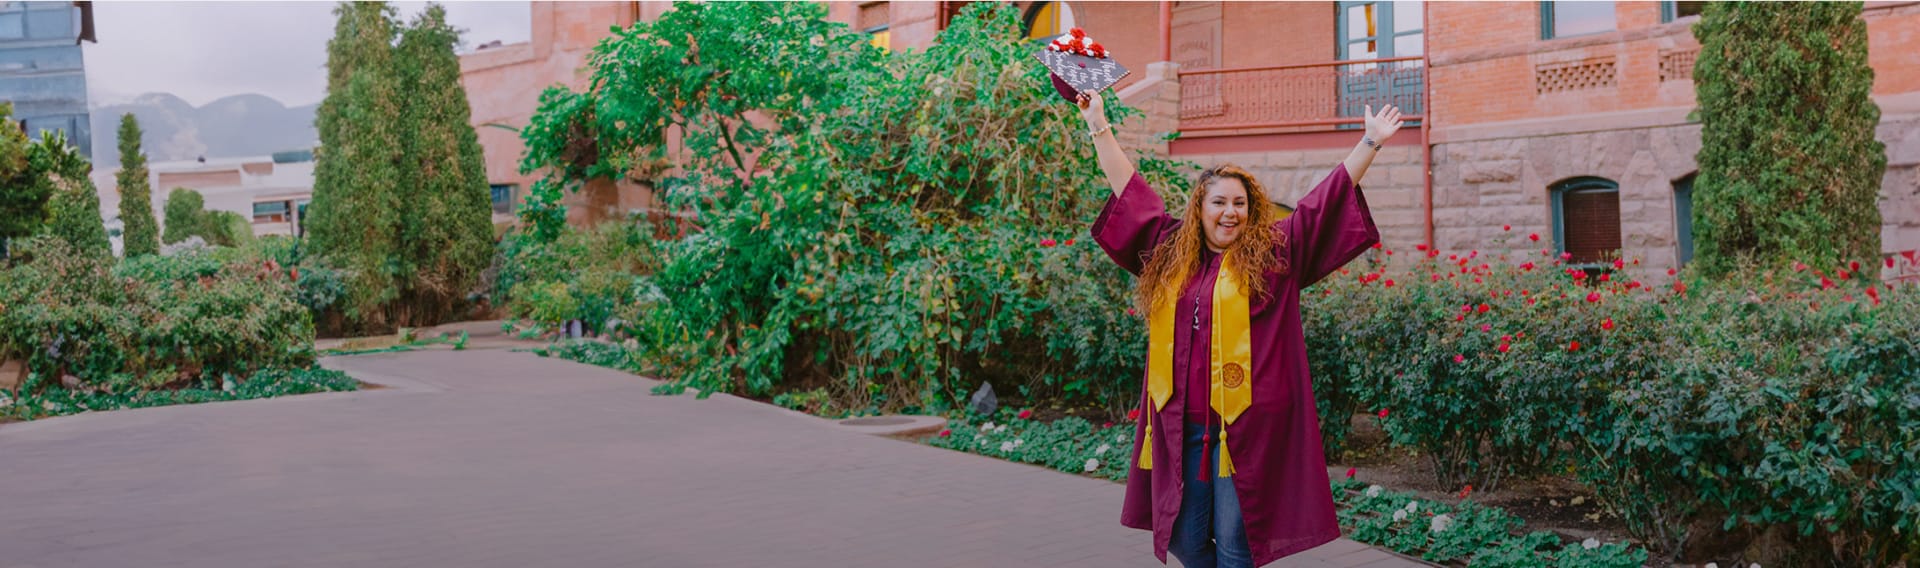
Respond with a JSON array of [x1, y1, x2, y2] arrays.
[[0, 349, 1427, 568]]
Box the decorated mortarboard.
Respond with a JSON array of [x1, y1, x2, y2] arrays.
[[1033, 28, 1130, 103]]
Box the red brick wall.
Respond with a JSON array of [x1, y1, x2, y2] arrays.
[[1868, 3, 1920, 96], [1430, 2, 1697, 127]]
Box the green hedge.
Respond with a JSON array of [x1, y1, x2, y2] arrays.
[[1304, 240, 1920, 563], [0, 236, 316, 393]]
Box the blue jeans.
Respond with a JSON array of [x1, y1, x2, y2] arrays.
[[1169, 422, 1251, 568]]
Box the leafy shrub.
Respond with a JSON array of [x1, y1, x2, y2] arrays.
[[0, 236, 315, 393]]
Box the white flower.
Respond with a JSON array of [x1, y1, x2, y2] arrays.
[[1118, 435, 1129, 443], [1393, 510, 1408, 522], [995, 424, 1008, 433], [1084, 458, 1100, 472], [1000, 441, 1016, 452], [1012, 438, 1023, 447], [1365, 485, 1384, 498], [1095, 444, 1111, 455], [1583, 538, 1600, 550], [981, 421, 996, 432], [1704, 564, 1718, 568], [1429, 514, 1453, 533], [1404, 502, 1418, 513]]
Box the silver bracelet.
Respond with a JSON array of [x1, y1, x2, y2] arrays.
[[1089, 123, 1113, 137]]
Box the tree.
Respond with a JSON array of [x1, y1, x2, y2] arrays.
[[116, 114, 160, 257], [1691, 1, 1886, 275], [162, 187, 206, 244], [0, 103, 50, 257], [33, 131, 109, 258], [392, 3, 495, 324], [306, 0, 407, 326]]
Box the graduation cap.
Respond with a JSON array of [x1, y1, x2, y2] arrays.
[[1033, 28, 1130, 103]]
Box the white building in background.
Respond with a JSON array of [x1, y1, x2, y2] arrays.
[[94, 150, 316, 253]]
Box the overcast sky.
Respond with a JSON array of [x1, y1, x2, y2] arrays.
[[82, 1, 532, 108]]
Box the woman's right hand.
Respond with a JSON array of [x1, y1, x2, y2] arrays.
[[1077, 92, 1108, 130]]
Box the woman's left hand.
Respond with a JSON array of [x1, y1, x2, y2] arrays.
[[1364, 104, 1404, 143]]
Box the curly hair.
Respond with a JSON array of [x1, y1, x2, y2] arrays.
[[1135, 164, 1289, 314]]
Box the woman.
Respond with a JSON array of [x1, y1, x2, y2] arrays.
[[1080, 91, 1401, 568]]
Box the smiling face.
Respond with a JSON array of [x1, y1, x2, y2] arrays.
[[1200, 176, 1250, 252]]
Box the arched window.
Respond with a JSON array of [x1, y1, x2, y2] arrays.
[[1550, 176, 1621, 267], [1673, 173, 1695, 266]]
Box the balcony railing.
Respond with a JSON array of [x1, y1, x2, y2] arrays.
[[1178, 57, 1426, 133]]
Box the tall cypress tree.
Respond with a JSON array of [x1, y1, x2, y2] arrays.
[[394, 3, 496, 325], [115, 114, 160, 257], [308, 1, 407, 325], [1691, 2, 1885, 275]]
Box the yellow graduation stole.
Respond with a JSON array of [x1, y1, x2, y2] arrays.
[[1139, 258, 1253, 477]]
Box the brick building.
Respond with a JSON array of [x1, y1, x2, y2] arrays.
[[462, 1, 1920, 279]]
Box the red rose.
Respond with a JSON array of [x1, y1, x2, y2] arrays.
[[1821, 277, 1836, 290], [1460, 484, 1474, 499], [1384, 279, 1395, 287], [1481, 324, 1492, 332], [1530, 233, 1540, 242], [1416, 243, 1429, 251], [1346, 467, 1357, 479], [1521, 262, 1536, 271], [1674, 281, 1688, 294], [1668, 268, 1678, 276], [1851, 261, 1861, 273], [1613, 259, 1626, 270], [1866, 286, 1882, 305], [1454, 354, 1466, 364], [1373, 242, 1384, 249], [1498, 343, 1510, 353], [1586, 292, 1601, 303], [1561, 252, 1574, 261], [1063, 238, 1075, 246], [1478, 304, 1490, 313], [939, 429, 952, 437], [1127, 308, 1138, 316], [1128, 408, 1140, 421], [1104, 422, 1114, 428], [1018, 409, 1033, 420], [1569, 341, 1581, 352], [1378, 408, 1390, 418], [1601, 318, 1614, 331], [1503, 224, 1512, 231], [1040, 238, 1057, 247], [1794, 262, 1809, 272], [1598, 273, 1610, 283]]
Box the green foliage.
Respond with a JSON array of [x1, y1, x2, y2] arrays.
[[393, 3, 495, 325], [3, 367, 356, 422], [0, 237, 315, 395], [1690, 1, 1885, 276], [33, 131, 110, 258], [1306, 240, 1920, 563], [307, 0, 407, 327], [158, 188, 249, 247], [0, 102, 50, 250], [520, 3, 1188, 410], [308, 1, 494, 328], [496, 220, 659, 332], [930, 411, 1135, 481], [1329, 478, 1649, 567], [116, 113, 161, 257]]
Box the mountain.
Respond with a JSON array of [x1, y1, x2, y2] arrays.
[[89, 92, 319, 167]]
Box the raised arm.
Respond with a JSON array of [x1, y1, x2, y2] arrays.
[[1078, 92, 1136, 199], [1340, 104, 1405, 184]]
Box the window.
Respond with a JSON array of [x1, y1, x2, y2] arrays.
[[490, 184, 515, 214], [1022, 1, 1075, 41], [1339, 1, 1424, 60], [1550, 177, 1622, 267], [1661, 1, 1705, 23], [253, 201, 290, 223], [1337, 2, 1425, 124], [1673, 174, 1695, 266], [1541, 1, 1616, 40], [0, 6, 22, 40], [859, 2, 890, 50]]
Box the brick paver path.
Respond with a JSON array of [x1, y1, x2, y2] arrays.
[[0, 349, 1428, 568]]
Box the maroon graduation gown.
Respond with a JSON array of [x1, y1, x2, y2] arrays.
[[1091, 164, 1379, 566]]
